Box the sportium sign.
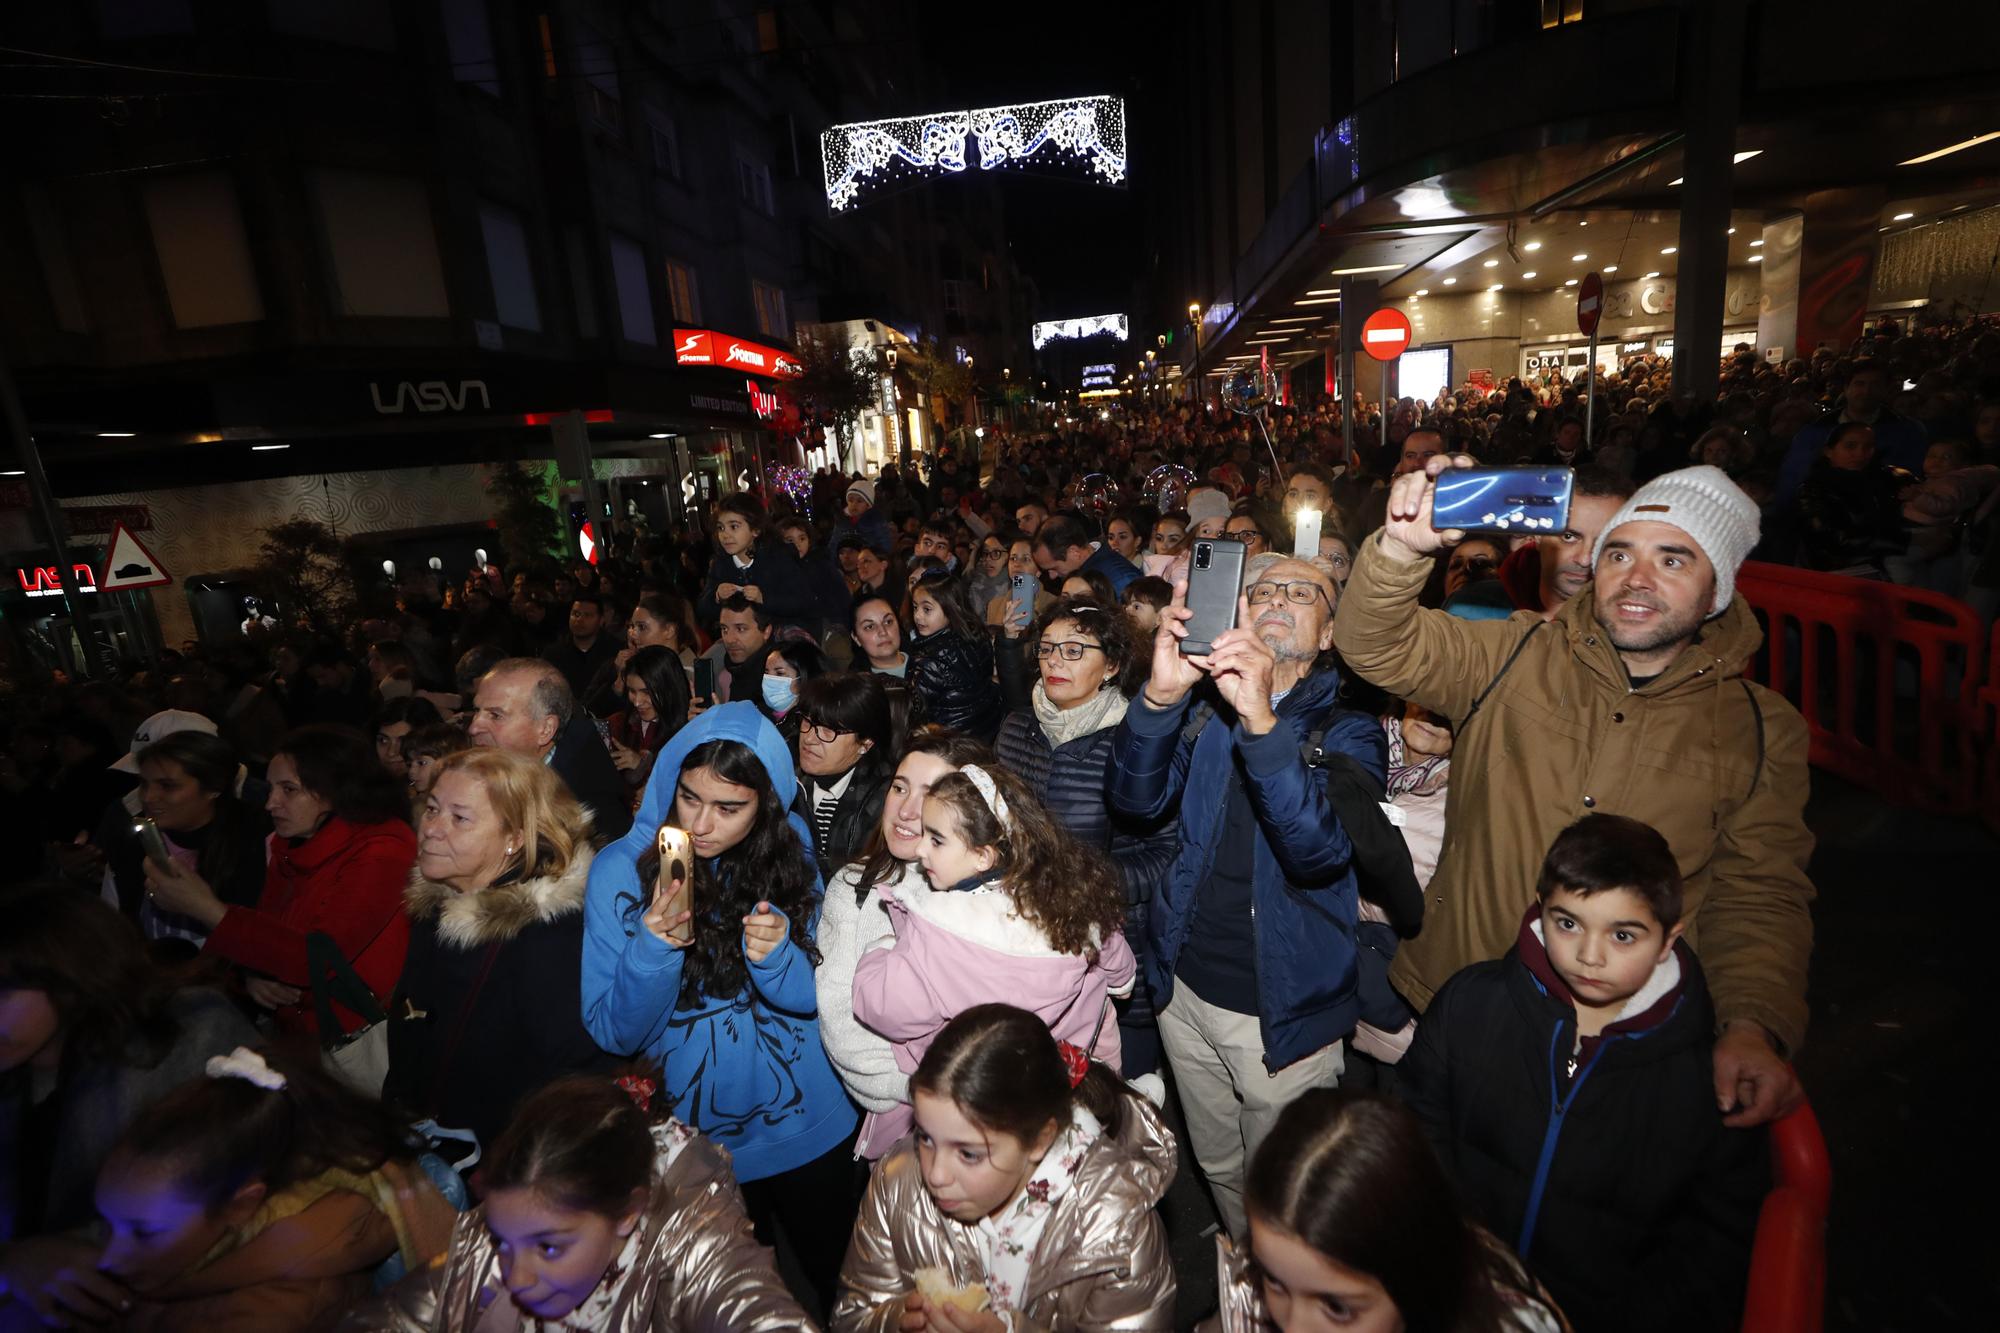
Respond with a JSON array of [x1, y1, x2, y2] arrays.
[[672, 329, 803, 378]]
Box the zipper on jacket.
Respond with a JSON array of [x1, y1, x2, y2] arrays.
[[1515, 1020, 1614, 1260]]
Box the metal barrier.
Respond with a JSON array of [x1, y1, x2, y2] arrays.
[[1741, 1098, 1830, 1333], [1735, 563, 1988, 815]]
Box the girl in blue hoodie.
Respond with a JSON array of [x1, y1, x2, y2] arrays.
[[582, 702, 859, 1316]]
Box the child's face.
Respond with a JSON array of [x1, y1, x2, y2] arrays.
[[484, 1186, 642, 1321], [1540, 886, 1681, 1010], [910, 591, 947, 637], [917, 796, 996, 889], [714, 513, 756, 556], [1924, 443, 1965, 479], [96, 1153, 255, 1293], [911, 1090, 1054, 1223], [1124, 600, 1161, 635], [1824, 428, 1875, 472], [1247, 1214, 1400, 1333]]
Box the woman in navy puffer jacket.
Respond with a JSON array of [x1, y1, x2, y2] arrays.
[[994, 596, 1178, 1076]]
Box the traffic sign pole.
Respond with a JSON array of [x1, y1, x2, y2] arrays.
[[1358, 306, 1414, 465], [1577, 272, 1605, 450], [1380, 359, 1389, 457]]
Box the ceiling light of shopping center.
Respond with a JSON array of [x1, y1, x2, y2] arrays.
[[1603, 265, 1618, 273], [1645, 271, 1660, 278], [1524, 241, 1542, 251], [1413, 288, 1430, 296], [1748, 255, 1763, 263], [1521, 271, 1537, 280], [1661, 246, 1677, 254], [1442, 277, 1457, 285], [1483, 259, 1500, 268], [1328, 264, 1406, 275], [1899, 131, 2000, 166], [1564, 278, 1579, 287], [1892, 211, 1915, 221], [1750, 239, 1763, 246], [1571, 253, 1587, 261], [1488, 283, 1503, 291], [1294, 297, 1339, 305], [97, 431, 135, 438]]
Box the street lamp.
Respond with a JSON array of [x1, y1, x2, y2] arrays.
[[1187, 303, 1203, 404]]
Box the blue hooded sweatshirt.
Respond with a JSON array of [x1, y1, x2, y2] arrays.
[[581, 702, 858, 1181]]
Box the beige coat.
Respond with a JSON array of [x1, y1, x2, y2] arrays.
[[832, 1097, 1177, 1332], [1330, 534, 1816, 1054], [339, 1135, 812, 1333]]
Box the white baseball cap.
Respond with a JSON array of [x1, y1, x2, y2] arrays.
[[111, 709, 218, 773]]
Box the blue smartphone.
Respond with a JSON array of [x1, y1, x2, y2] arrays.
[[1007, 572, 1038, 626], [1431, 467, 1573, 536]]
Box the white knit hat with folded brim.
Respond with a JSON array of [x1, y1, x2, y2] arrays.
[[1590, 465, 1760, 617]]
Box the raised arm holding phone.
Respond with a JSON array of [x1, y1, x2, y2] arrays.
[[1332, 454, 1814, 1126]]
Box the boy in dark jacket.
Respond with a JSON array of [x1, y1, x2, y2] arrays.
[[1400, 814, 1766, 1332]]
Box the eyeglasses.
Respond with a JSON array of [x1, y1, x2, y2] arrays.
[[1246, 580, 1334, 611], [1035, 640, 1105, 661], [795, 714, 853, 744]]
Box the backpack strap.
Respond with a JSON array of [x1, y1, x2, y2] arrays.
[[1460, 621, 1543, 728]]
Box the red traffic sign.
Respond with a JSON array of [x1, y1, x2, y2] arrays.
[[1577, 271, 1605, 338], [1359, 307, 1413, 362]]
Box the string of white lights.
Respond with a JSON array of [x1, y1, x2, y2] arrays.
[[822, 96, 1126, 212], [1031, 313, 1129, 350]]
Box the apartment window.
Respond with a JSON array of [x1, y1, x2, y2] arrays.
[[1540, 0, 1584, 27], [143, 173, 265, 328], [478, 203, 541, 331], [665, 259, 700, 325], [309, 169, 450, 318], [441, 0, 500, 96], [575, 19, 622, 131], [751, 279, 787, 340], [735, 152, 774, 215], [647, 110, 682, 178], [942, 279, 966, 316], [609, 234, 657, 346], [22, 185, 89, 333], [564, 226, 599, 338]]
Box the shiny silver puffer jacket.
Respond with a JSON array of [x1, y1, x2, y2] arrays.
[[832, 1095, 1178, 1332], [337, 1135, 814, 1333]]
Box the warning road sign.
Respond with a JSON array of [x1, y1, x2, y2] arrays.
[[99, 523, 172, 590]]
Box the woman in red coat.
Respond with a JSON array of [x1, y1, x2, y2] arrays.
[[145, 724, 416, 1037]]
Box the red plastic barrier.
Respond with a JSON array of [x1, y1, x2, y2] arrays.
[[1735, 562, 1987, 814], [1741, 1098, 1830, 1333]]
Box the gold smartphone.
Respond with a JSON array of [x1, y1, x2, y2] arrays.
[[655, 825, 694, 945]]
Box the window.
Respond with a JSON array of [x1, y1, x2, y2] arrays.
[[735, 152, 774, 215], [942, 279, 966, 315], [665, 259, 700, 325], [143, 173, 265, 328], [575, 19, 621, 130], [751, 280, 787, 340], [308, 169, 450, 318], [478, 203, 541, 331], [647, 110, 682, 178], [22, 185, 88, 333], [564, 227, 598, 338], [1540, 0, 1584, 27], [609, 234, 657, 346], [441, 0, 500, 96]]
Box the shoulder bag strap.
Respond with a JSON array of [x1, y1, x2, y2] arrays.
[[1460, 621, 1544, 728], [307, 930, 388, 1044]]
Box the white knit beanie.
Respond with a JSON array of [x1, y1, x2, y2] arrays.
[[847, 478, 875, 506], [1590, 465, 1760, 617]]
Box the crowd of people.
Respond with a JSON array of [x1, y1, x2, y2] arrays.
[[8, 313, 1977, 1332]]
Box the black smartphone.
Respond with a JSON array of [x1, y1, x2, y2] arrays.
[[692, 657, 715, 702], [1430, 466, 1573, 536], [1181, 538, 1247, 655]]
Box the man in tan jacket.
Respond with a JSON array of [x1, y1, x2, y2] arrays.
[[1333, 459, 1813, 1127]]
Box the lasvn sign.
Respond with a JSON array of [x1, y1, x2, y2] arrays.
[[673, 329, 802, 378], [369, 380, 493, 414]]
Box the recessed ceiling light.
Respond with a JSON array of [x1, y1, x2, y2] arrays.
[[1488, 283, 1504, 291], [97, 431, 135, 438], [251, 444, 291, 452], [1564, 278, 1580, 287], [1661, 246, 1678, 255], [1727, 227, 1737, 235], [1571, 253, 1588, 262], [1892, 211, 1915, 221], [1268, 316, 1318, 323], [1579, 220, 1589, 227], [1329, 264, 1406, 275], [1483, 259, 1500, 268], [1521, 271, 1538, 280], [1442, 277, 1457, 286], [1899, 131, 2000, 166], [1413, 288, 1430, 297], [0, 470, 24, 477], [1645, 271, 1660, 279], [1734, 150, 1762, 164], [1293, 297, 1340, 305], [1748, 255, 1763, 263], [648, 432, 673, 439], [1603, 265, 1618, 273], [1524, 241, 1543, 252], [1750, 239, 1764, 247], [1305, 288, 1339, 296]]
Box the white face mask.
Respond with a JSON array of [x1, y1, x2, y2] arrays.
[[761, 674, 798, 712]]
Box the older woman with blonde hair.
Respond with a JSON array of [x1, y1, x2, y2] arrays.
[[382, 747, 615, 1151]]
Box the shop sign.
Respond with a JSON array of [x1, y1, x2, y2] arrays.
[[15, 563, 98, 598], [672, 329, 802, 378], [369, 379, 492, 414], [63, 504, 152, 535]]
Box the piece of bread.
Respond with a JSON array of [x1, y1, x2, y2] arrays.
[[912, 1265, 992, 1313]]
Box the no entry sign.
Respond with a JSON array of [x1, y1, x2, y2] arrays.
[[1577, 271, 1605, 338], [1360, 307, 1413, 361]]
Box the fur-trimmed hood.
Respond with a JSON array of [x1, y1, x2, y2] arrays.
[[404, 851, 594, 949]]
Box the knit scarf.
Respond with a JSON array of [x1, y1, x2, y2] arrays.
[[1383, 716, 1450, 799], [1030, 682, 1128, 749], [969, 1106, 1102, 1312]]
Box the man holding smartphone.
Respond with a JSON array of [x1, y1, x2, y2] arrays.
[[1332, 457, 1814, 1130], [1106, 551, 1385, 1239]]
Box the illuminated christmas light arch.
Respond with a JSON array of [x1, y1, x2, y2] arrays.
[[822, 95, 1126, 212], [1031, 313, 1128, 350]]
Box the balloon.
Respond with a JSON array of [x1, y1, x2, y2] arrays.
[[1141, 463, 1197, 514], [1075, 473, 1123, 521], [1222, 367, 1277, 418]]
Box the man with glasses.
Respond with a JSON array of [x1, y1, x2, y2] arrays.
[[1106, 551, 1385, 1238], [791, 672, 894, 878]]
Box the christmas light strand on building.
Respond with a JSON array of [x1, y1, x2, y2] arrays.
[[822, 96, 1126, 213], [1031, 313, 1128, 350]]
